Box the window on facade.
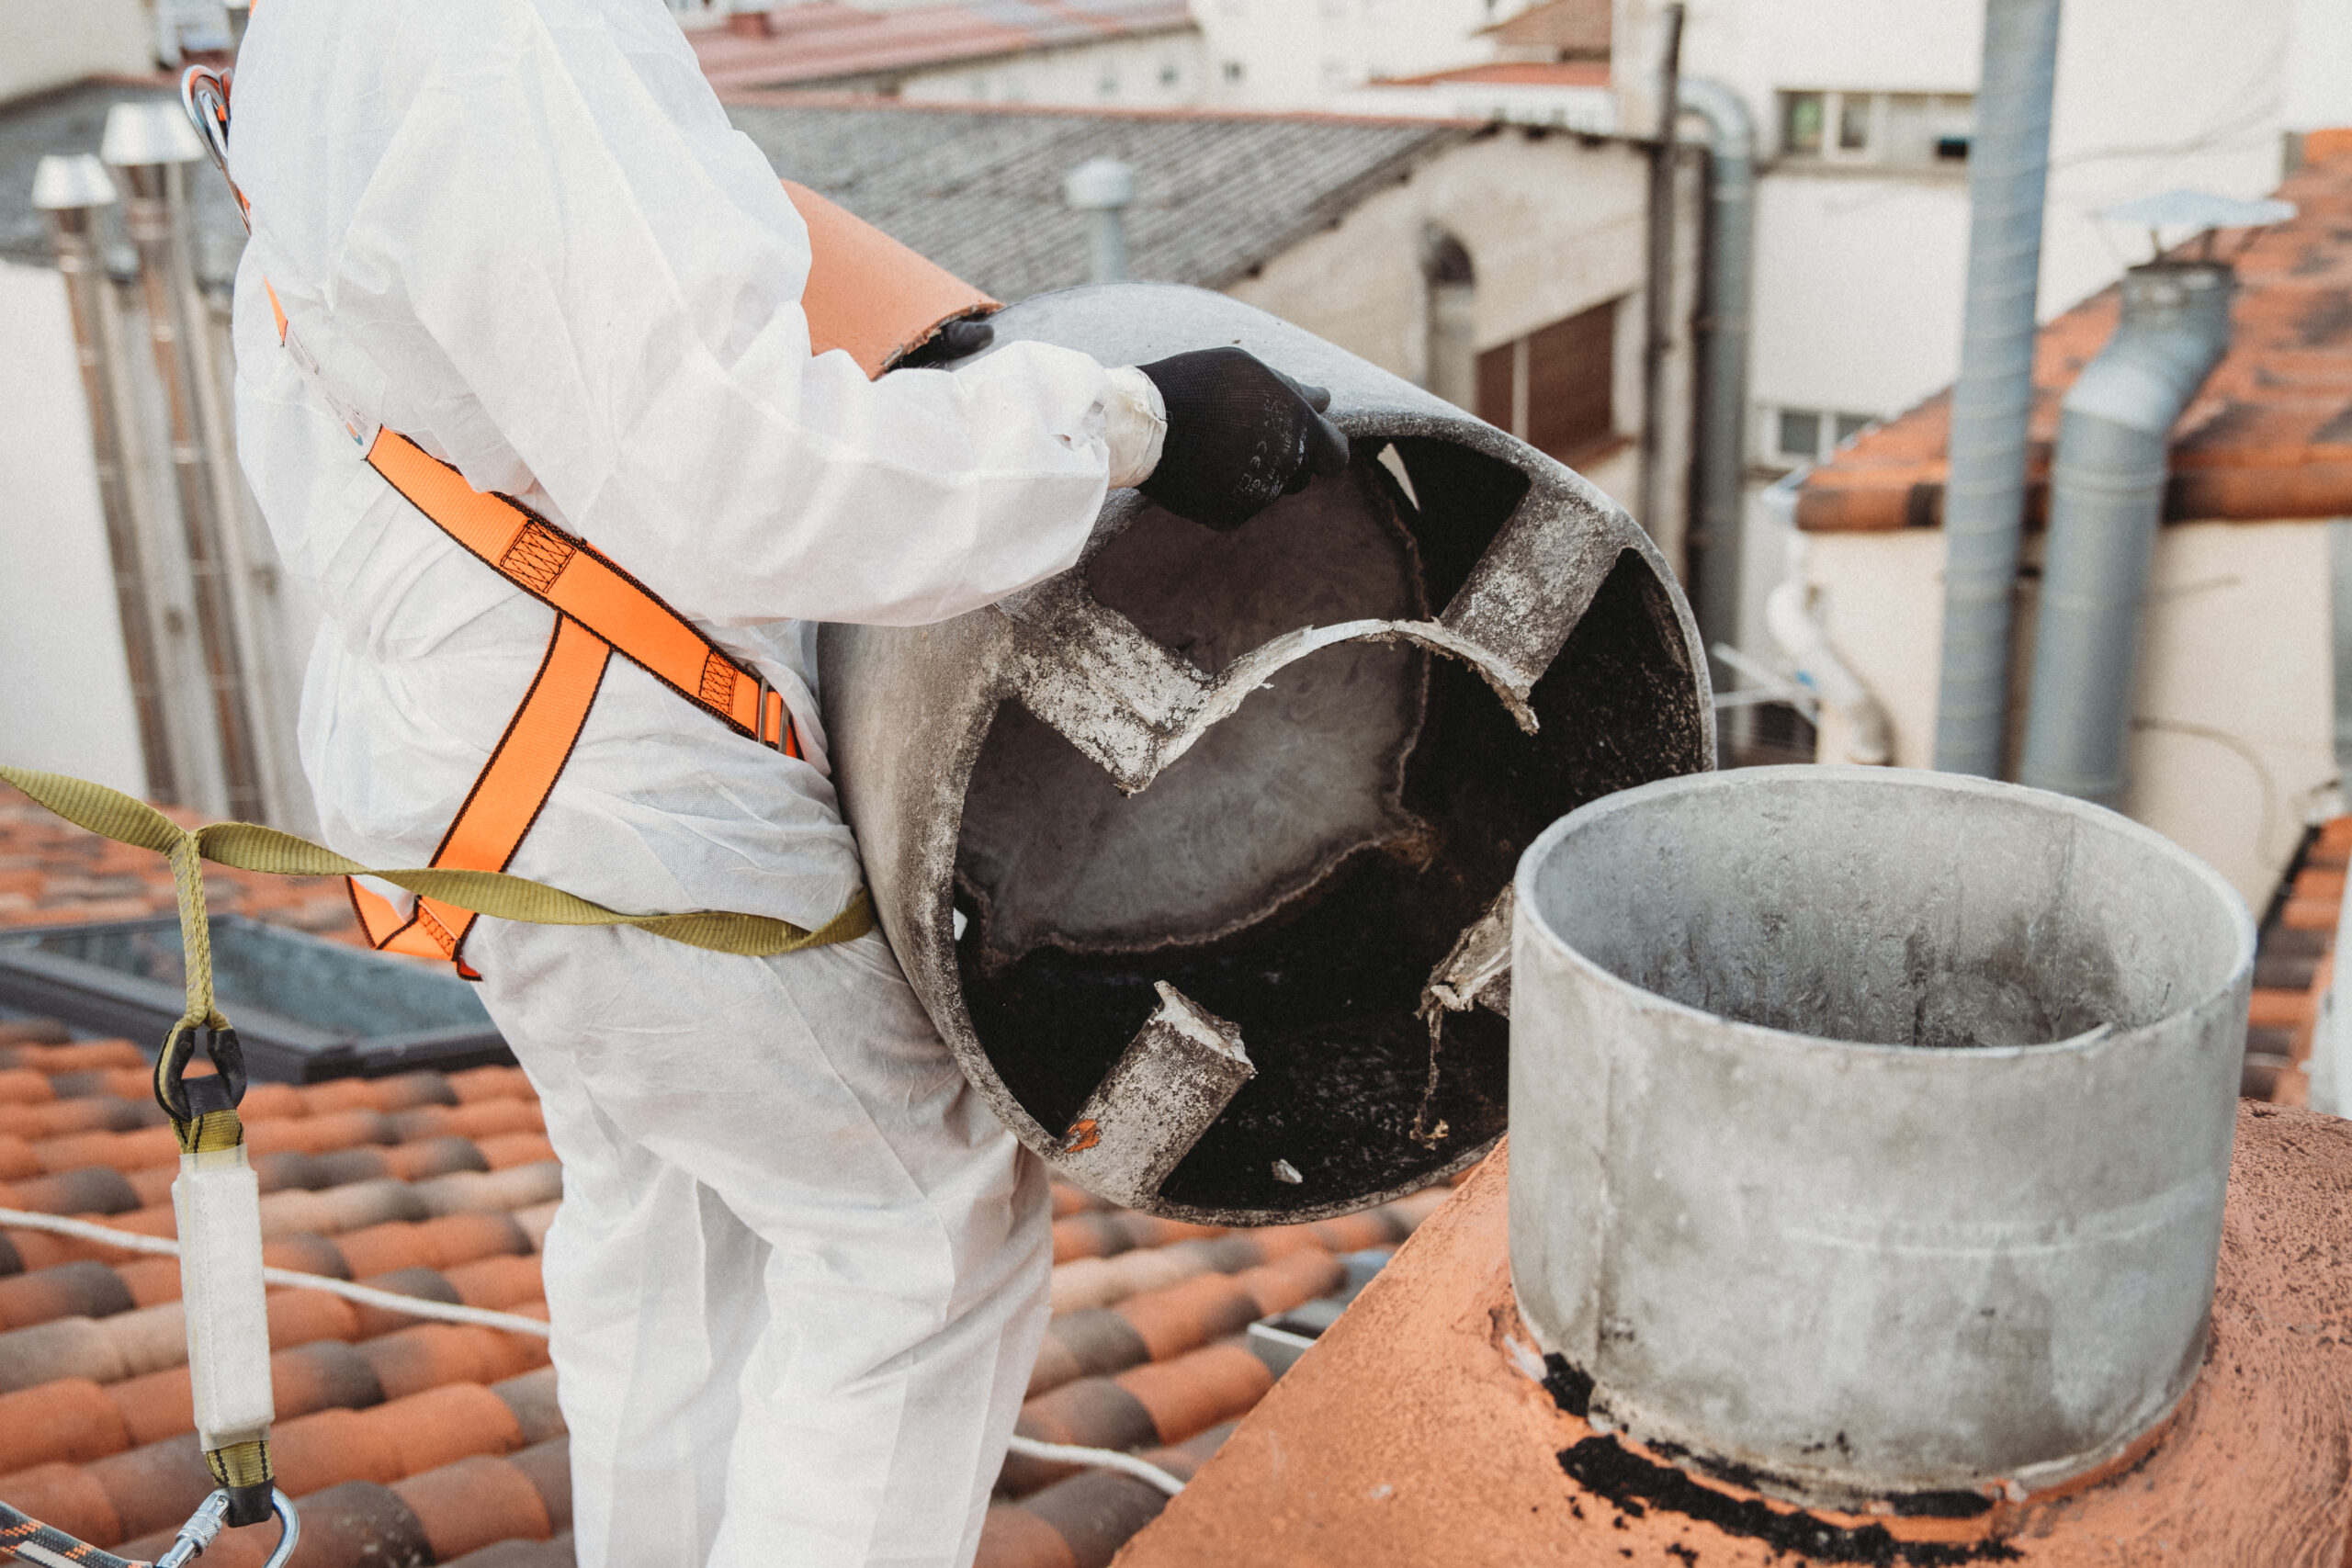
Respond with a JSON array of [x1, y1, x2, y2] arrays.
[[1476, 299, 1620, 465], [1159, 61, 1182, 86], [1779, 91, 1973, 168], [1222, 60, 1245, 83], [1770, 405, 1879, 464], [1775, 409, 1822, 463]]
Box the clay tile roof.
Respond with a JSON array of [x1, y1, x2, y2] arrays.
[[0, 791, 1464, 1568], [1798, 139, 2352, 531], [1478, 0, 1612, 60], [687, 0, 1194, 96]]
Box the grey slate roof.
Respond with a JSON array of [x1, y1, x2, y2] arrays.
[[725, 102, 1464, 301], [1, 81, 1463, 307]]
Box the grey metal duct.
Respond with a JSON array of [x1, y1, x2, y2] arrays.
[[103, 102, 266, 822], [1673, 76, 1753, 679], [2019, 262, 2233, 805], [1931, 0, 2063, 777], [34, 154, 180, 807]]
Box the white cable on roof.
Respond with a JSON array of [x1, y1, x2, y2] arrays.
[[1002, 1435, 1185, 1495], [0, 1207, 553, 1339], [1, 1208, 1190, 1492]]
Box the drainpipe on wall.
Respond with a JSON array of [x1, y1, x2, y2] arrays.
[[1758, 470, 1892, 765], [2018, 261, 2233, 807], [34, 153, 181, 807], [1635, 2, 1684, 550], [1931, 0, 2064, 777], [1672, 76, 1754, 682]]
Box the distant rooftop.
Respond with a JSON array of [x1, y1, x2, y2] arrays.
[[688, 0, 1193, 95], [1480, 0, 1611, 62], [1798, 134, 2352, 532], [0, 82, 1466, 308], [724, 99, 1464, 300]]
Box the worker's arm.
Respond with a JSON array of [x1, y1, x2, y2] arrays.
[[233, 0, 1215, 627]]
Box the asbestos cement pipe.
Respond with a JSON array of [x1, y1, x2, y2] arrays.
[[1673, 76, 1754, 680], [1932, 0, 2063, 776], [1510, 766, 2250, 1506], [2018, 262, 2233, 806]]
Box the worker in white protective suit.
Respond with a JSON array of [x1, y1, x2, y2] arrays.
[[223, 1, 1348, 1564]]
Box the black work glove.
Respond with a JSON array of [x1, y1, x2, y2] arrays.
[[892, 316, 996, 369], [1136, 347, 1351, 531]]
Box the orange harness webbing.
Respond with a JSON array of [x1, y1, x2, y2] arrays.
[[266, 289, 801, 979]]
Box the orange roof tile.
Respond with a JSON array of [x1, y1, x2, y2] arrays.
[[1798, 142, 2352, 530]]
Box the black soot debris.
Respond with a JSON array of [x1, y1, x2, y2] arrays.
[[1555, 1438, 2022, 1566], [1542, 1352, 1595, 1417]]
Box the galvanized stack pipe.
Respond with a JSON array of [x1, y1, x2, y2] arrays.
[[1510, 767, 2251, 1506], [33, 152, 181, 806], [1933, 0, 2064, 777], [101, 100, 265, 823]]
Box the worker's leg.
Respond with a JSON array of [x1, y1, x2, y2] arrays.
[[474, 922, 1051, 1568]]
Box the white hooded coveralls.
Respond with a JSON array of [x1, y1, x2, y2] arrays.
[[227, 2, 1155, 1562]]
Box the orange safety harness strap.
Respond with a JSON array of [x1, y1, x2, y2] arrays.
[[266, 284, 804, 978]]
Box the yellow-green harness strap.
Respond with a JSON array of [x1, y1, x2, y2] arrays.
[[0, 764, 875, 959]]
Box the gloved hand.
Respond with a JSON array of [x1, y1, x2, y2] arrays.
[[1136, 347, 1351, 531]]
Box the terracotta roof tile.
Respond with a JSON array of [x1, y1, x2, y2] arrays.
[[1111, 1340, 1272, 1446], [393, 1451, 553, 1562], [1800, 144, 2352, 529], [0, 802, 1455, 1567]]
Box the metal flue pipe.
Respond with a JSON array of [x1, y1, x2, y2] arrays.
[[1932, 0, 2064, 776], [2019, 262, 2233, 805], [103, 100, 265, 821], [34, 153, 181, 806], [1673, 77, 1754, 677], [1063, 158, 1135, 284]]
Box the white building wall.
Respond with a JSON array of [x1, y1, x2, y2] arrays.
[[1193, 0, 1541, 108], [0, 0, 152, 107], [1617, 0, 2297, 434], [0, 261, 148, 797], [1804, 519, 2338, 908], [898, 30, 1208, 107], [1226, 131, 1655, 511]]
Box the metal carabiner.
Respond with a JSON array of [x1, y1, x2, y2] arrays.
[[152, 1487, 300, 1568], [179, 65, 251, 232]]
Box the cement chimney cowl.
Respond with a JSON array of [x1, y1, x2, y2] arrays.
[[1510, 766, 2252, 1506]]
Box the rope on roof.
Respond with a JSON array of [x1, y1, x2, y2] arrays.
[[0, 1207, 553, 1338]]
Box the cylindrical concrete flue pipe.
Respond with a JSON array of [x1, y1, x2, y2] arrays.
[[1510, 766, 2251, 1506], [820, 284, 1713, 1224], [2020, 262, 2234, 806]]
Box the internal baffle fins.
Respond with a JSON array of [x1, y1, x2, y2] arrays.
[[819, 284, 1713, 1224]]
